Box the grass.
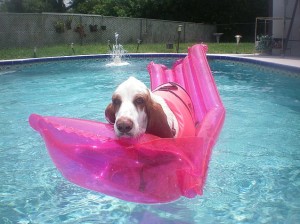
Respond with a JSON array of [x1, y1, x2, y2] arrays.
[[0, 42, 255, 60]]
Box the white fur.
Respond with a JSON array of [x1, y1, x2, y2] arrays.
[[113, 76, 178, 137]]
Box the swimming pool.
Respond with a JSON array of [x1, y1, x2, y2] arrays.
[[0, 56, 299, 223]]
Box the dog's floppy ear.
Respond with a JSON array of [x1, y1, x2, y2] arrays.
[[145, 97, 175, 138], [105, 103, 116, 124]]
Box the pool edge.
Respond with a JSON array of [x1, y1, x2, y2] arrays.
[[0, 53, 299, 74]]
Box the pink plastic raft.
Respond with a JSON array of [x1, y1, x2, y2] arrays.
[[29, 44, 225, 204]]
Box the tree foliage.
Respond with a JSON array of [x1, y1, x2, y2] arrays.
[[1, 0, 268, 24], [1, 0, 66, 13], [70, 0, 268, 24]]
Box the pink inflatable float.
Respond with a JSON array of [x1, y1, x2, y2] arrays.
[[29, 44, 225, 203]]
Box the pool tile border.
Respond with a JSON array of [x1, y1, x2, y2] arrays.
[[0, 53, 299, 75]]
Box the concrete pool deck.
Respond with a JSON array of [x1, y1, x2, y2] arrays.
[[242, 55, 300, 69], [206, 53, 300, 74], [209, 53, 300, 69]]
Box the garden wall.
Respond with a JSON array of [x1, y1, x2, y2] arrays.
[[0, 13, 216, 48]]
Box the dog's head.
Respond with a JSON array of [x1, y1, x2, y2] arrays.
[[105, 77, 149, 137], [105, 77, 175, 138]]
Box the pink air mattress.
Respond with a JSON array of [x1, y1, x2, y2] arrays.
[[29, 44, 225, 204]]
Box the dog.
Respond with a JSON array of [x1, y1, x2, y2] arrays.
[[105, 77, 179, 138]]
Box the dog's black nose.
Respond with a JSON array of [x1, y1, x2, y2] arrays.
[[116, 117, 133, 134]]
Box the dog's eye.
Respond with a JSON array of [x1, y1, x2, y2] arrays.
[[112, 98, 121, 106], [134, 97, 145, 105]]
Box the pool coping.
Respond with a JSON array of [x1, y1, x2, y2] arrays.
[[0, 53, 299, 74], [207, 54, 300, 74]]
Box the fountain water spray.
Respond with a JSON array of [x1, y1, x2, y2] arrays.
[[107, 32, 129, 66]]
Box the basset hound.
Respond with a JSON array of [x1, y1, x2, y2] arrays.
[[105, 77, 178, 138], [105, 76, 195, 138]]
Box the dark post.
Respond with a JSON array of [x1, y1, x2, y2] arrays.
[[177, 25, 182, 53]]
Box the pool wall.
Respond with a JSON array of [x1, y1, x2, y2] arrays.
[[1, 53, 299, 75]]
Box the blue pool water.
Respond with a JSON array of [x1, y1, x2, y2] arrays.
[[0, 57, 299, 223]]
